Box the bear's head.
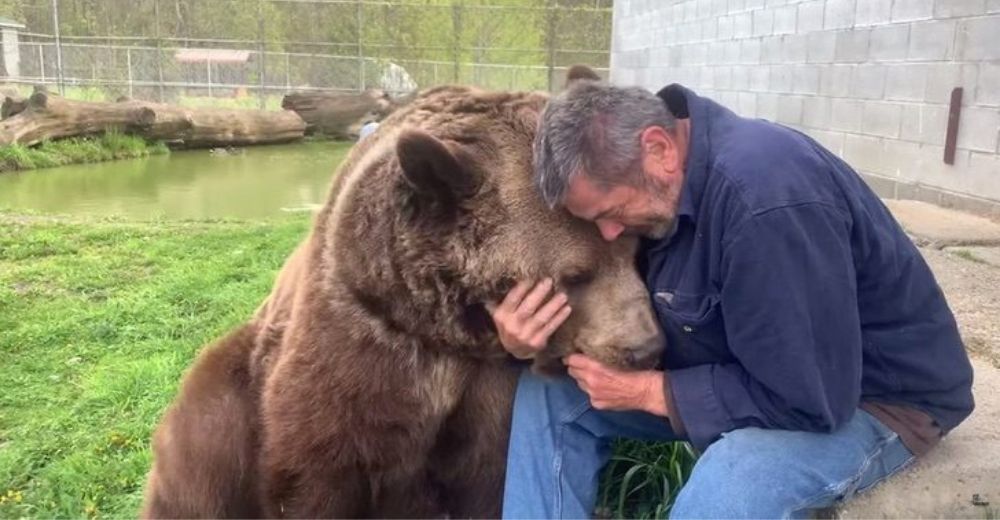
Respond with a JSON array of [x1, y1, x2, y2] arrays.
[[325, 85, 663, 373]]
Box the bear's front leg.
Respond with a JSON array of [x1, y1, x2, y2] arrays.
[[259, 340, 449, 518]]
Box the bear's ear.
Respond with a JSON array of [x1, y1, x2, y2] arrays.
[[396, 129, 480, 220], [565, 64, 601, 86]]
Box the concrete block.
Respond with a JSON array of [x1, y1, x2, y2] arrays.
[[925, 64, 979, 104], [793, 65, 821, 95], [773, 5, 798, 35], [990, 0, 1000, 13], [797, 0, 825, 32], [757, 92, 780, 120], [733, 12, 753, 38], [761, 35, 784, 63], [753, 9, 774, 36], [738, 91, 757, 117], [712, 0, 729, 17], [831, 98, 865, 131], [820, 64, 855, 97], [750, 66, 771, 91], [782, 34, 809, 63], [881, 139, 923, 177], [908, 20, 957, 61], [700, 66, 716, 89], [861, 101, 903, 138], [806, 128, 846, 155], [869, 25, 910, 61], [957, 16, 1000, 60], [725, 40, 743, 63], [977, 63, 1000, 107], [684, 0, 698, 21], [718, 15, 735, 39], [901, 103, 948, 146], [852, 64, 887, 100], [731, 65, 751, 90], [702, 17, 719, 40], [684, 43, 708, 65], [967, 152, 1000, 201], [885, 64, 927, 102], [740, 38, 762, 63], [956, 107, 1000, 153], [802, 95, 833, 128], [825, 0, 857, 30], [844, 134, 889, 175], [891, 0, 934, 22], [807, 31, 837, 63], [714, 66, 733, 89], [934, 0, 986, 17], [776, 94, 805, 124], [834, 29, 871, 63], [697, 0, 715, 19], [708, 41, 727, 63], [771, 64, 794, 92], [855, 0, 893, 26]]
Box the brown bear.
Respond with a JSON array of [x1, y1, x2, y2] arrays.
[[141, 83, 664, 518]]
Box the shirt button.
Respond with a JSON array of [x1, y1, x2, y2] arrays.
[[682, 325, 694, 333]]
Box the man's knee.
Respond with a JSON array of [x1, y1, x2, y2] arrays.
[[671, 428, 820, 519]]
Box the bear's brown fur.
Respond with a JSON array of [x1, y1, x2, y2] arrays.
[[142, 83, 663, 518]]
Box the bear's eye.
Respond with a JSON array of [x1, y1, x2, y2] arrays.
[[561, 271, 595, 288]]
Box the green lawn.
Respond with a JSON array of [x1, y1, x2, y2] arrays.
[[0, 211, 694, 518]]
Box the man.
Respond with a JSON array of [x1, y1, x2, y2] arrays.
[[491, 81, 975, 518]]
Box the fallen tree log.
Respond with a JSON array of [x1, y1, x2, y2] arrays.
[[0, 93, 307, 148], [281, 89, 396, 138], [118, 100, 307, 148], [0, 91, 155, 146], [1, 86, 28, 119]]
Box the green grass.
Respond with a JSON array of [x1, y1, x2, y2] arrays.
[[0, 211, 695, 518], [0, 133, 169, 173], [0, 212, 311, 517]]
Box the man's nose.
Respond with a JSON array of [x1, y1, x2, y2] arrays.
[[596, 220, 624, 241]]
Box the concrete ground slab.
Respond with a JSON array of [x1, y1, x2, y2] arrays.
[[944, 247, 1000, 268], [883, 200, 1000, 248], [839, 358, 1000, 519]]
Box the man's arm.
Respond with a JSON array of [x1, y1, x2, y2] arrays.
[[668, 202, 863, 449]]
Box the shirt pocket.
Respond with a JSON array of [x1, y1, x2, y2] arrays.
[[652, 291, 733, 368]]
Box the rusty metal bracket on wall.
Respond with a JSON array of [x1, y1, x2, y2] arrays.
[[944, 87, 963, 165]]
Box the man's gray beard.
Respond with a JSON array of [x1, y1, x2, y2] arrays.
[[641, 217, 678, 240]]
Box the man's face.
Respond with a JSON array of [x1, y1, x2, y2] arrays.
[[562, 129, 684, 243], [563, 171, 680, 241]]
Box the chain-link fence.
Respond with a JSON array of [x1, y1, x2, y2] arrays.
[[0, 0, 612, 109]]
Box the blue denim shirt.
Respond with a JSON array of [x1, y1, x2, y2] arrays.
[[643, 85, 975, 450]]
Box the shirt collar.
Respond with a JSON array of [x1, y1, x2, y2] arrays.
[[655, 83, 713, 225]]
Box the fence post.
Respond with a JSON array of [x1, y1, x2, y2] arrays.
[[257, 0, 266, 109], [357, 0, 364, 91], [546, 0, 557, 92], [51, 0, 65, 95], [38, 44, 45, 83], [154, 0, 165, 102], [127, 47, 133, 98], [451, 3, 462, 83]]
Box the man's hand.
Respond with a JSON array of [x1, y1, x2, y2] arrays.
[[565, 354, 669, 416], [486, 278, 572, 359]]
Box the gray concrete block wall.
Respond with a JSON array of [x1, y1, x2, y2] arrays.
[[611, 0, 1000, 213]]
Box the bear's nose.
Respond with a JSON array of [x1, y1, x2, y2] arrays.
[[624, 337, 663, 369]]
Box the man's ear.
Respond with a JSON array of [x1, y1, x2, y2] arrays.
[[396, 129, 481, 221]]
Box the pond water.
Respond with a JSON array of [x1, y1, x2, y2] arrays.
[[0, 141, 353, 219]]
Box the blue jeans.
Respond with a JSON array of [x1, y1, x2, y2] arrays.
[[502, 370, 915, 519]]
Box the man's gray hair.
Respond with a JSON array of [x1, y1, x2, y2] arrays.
[[534, 81, 676, 207]]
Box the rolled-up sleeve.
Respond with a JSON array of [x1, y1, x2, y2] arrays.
[[667, 202, 863, 450]]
